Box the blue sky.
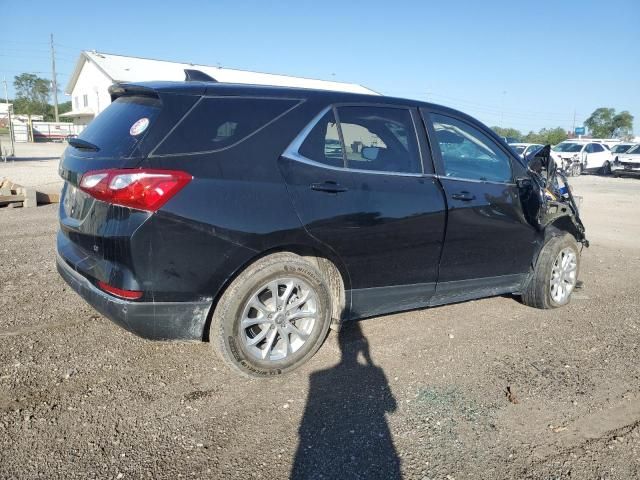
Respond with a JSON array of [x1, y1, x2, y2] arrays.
[[2, 0, 639, 134]]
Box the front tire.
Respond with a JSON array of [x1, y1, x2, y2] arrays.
[[210, 252, 332, 377], [572, 163, 582, 176], [600, 161, 612, 176], [522, 234, 580, 309]]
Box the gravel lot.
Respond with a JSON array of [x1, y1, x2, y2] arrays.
[[1, 174, 639, 479], [0, 140, 65, 195]]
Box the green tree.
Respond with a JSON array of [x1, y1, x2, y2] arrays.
[[58, 101, 72, 115], [491, 126, 523, 141], [13, 73, 51, 118], [523, 127, 568, 145], [584, 107, 634, 138], [44, 101, 72, 121]]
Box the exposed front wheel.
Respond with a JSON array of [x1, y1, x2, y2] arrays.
[[210, 253, 332, 377], [572, 163, 582, 176], [600, 161, 612, 176], [522, 234, 580, 309]]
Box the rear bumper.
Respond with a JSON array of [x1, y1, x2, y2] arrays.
[[56, 253, 212, 340]]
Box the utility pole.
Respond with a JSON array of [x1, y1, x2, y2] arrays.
[[572, 109, 576, 138], [50, 33, 59, 122], [3, 77, 15, 158]]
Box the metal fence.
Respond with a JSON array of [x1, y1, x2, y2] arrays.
[[10, 121, 84, 143]]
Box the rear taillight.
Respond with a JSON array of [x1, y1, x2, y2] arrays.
[[79, 169, 192, 212], [97, 281, 143, 300]]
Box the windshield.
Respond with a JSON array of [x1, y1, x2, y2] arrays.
[[627, 145, 640, 154], [513, 146, 526, 154], [552, 143, 583, 153], [612, 144, 633, 153]]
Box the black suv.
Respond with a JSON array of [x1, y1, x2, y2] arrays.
[[57, 78, 587, 376]]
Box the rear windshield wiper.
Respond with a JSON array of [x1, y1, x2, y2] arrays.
[[68, 137, 100, 152]]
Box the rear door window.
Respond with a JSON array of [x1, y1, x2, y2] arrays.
[[74, 95, 161, 158], [154, 97, 299, 155], [298, 109, 345, 168], [336, 106, 422, 174]]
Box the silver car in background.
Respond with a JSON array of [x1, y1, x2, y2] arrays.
[[509, 143, 544, 160]]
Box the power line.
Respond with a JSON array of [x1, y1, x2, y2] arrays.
[[380, 88, 579, 121], [0, 39, 49, 46], [427, 93, 579, 120], [1, 48, 52, 54]]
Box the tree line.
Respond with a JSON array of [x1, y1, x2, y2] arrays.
[[492, 108, 634, 145]]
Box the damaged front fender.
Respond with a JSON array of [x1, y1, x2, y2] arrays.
[[519, 145, 588, 247]]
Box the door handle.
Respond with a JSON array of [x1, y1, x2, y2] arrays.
[[451, 191, 476, 201], [310, 181, 348, 193]]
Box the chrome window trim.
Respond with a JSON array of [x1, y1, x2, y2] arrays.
[[282, 105, 425, 177], [283, 106, 333, 159]]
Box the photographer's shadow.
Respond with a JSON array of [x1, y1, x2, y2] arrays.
[[291, 321, 401, 479]]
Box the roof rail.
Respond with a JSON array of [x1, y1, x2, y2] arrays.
[[184, 69, 218, 82]]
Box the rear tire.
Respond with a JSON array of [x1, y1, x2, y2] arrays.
[[522, 234, 580, 309], [210, 252, 332, 377]]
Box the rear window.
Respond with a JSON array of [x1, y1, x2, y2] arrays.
[[75, 96, 161, 157], [552, 143, 583, 153], [153, 97, 299, 156]]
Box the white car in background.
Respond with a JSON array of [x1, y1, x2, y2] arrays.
[[551, 141, 613, 175], [610, 143, 637, 162], [509, 143, 544, 158], [612, 144, 640, 177]]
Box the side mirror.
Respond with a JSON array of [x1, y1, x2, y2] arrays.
[[361, 146, 380, 161], [524, 144, 546, 164], [527, 144, 552, 172]]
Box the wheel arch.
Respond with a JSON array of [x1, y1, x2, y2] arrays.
[[528, 218, 582, 273], [202, 242, 350, 341], [545, 216, 583, 244]]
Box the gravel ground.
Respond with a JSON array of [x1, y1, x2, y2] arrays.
[[0, 140, 65, 194], [1, 174, 639, 479]]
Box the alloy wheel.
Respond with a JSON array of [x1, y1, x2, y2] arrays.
[[239, 278, 318, 362], [549, 247, 578, 304]]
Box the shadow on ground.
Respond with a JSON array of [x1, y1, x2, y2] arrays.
[[291, 322, 401, 479]]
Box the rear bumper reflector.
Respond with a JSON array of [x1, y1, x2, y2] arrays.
[[97, 281, 143, 300]]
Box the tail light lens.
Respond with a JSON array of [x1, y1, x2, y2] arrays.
[[79, 169, 192, 212]]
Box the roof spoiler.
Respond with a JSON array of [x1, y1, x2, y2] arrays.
[[108, 82, 160, 101], [184, 69, 218, 82]]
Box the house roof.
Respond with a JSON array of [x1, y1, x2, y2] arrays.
[[66, 51, 378, 96]]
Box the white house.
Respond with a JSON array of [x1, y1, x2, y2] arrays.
[[63, 51, 377, 125]]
